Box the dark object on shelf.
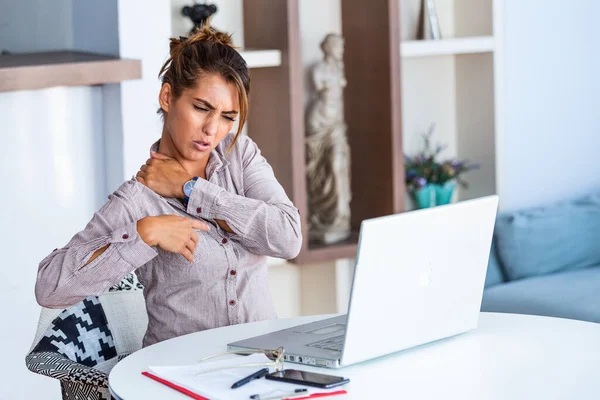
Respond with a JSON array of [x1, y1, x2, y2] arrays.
[[182, 2, 218, 34], [417, 0, 442, 40]]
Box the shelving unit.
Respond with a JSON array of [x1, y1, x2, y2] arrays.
[[0, 51, 141, 92], [240, 0, 499, 262], [401, 36, 494, 58], [401, 0, 498, 209], [243, 0, 404, 264]]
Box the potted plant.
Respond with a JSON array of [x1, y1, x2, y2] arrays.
[[405, 125, 479, 208]]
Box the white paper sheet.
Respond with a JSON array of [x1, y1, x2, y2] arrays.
[[148, 354, 345, 400]]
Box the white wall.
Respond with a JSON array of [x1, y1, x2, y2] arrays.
[[115, 1, 171, 188], [0, 87, 105, 400], [0, 0, 73, 52], [0, 1, 111, 398], [72, 1, 120, 56], [498, 0, 600, 210]]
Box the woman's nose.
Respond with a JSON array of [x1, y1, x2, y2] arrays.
[[202, 114, 219, 136]]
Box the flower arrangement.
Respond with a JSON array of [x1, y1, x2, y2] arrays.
[[405, 125, 479, 207]]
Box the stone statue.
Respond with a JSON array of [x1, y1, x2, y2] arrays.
[[306, 33, 352, 244]]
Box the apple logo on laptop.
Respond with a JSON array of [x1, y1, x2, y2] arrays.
[[419, 267, 433, 287]]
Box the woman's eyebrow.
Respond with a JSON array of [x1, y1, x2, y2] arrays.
[[194, 98, 238, 115]]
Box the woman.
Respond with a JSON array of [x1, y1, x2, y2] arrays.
[[35, 26, 302, 347]]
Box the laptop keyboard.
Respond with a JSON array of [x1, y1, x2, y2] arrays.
[[307, 335, 344, 352]]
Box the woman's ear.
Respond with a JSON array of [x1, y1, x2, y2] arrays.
[[159, 83, 172, 114]]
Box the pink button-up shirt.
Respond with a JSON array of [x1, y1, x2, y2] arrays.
[[35, 133, 302, 347]]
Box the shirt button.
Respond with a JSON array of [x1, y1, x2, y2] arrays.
[[196, 207, 202, 214], [221, 238, 228, 244], [230, 270, 237, 276], [122, 234, 129, 240], [229, 300, 236, 306]]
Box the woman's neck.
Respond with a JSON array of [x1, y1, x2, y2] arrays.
[[158, 131, 208, 179]]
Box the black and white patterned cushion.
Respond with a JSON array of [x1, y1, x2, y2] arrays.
[[27, 273, 146, 400], [32, 296, 117, 367], [108, 272, 144, 292]]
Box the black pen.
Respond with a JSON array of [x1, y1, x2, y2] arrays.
[[231, 367, 270, 389]]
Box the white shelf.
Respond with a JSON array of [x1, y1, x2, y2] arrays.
[[401, 36, 494, 58], [238, 49, 282, 68]]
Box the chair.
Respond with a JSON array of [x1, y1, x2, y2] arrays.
[[26, 273, 148, 400]]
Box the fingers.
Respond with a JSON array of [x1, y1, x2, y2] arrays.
[[189, 231, 198, 245], [186, 237, 197, 254], [191, 220, 210, 232], [137, 161, 150, 185], [180, 247, 194, 263], [136, 171, 146, 184]]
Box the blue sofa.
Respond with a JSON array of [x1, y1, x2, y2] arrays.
[[481, 192, 600, 323]]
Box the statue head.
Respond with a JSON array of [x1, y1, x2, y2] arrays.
[[321, 33, 344, 61]]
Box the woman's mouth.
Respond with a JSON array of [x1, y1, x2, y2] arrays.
[[193, 140, 211, 151]]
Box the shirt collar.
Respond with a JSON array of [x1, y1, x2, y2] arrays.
[[149, 139, 230, 177]]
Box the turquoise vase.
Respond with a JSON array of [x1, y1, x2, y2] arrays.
[[413, 184, 434, 209], [433, 181, 456, 206]]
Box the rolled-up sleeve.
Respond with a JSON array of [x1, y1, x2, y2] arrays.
[[186, 137, 302, 259], [35, 181, 157, 309]]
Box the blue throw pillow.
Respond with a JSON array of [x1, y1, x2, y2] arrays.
[[484, 240, 505, 288], [494, 192, 600, 281]]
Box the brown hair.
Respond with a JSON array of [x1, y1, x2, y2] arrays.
[[158, 25, 249, 149]]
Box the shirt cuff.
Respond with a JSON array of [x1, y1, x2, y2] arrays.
[[186, 178, 224, 219], [110, 221, 158, 267]]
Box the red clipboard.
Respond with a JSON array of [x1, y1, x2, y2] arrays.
[[142, 371, 347, 399]]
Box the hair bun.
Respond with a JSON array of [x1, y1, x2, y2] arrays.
[[168, 36, 185, 55], [168, 24, 234, 60], [186, 24, 235, 48]]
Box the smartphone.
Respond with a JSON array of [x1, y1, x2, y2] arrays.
[[265, 369, 350, 389]]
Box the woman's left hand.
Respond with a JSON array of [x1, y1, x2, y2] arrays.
[[136, 152, 192, 198]]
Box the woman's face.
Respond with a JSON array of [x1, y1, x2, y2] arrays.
[[160, 73, 239, 162]]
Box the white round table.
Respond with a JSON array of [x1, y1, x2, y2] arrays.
[[109, 312, 600, 399]]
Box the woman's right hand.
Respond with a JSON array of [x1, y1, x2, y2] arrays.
[[137, 215, 210, 262]]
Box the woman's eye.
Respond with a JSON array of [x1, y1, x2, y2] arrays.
[[223, 116, 237, 122], [194, 105, 209, 112]]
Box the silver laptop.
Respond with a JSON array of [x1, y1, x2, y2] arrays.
[[228, 196, 499, 368]]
